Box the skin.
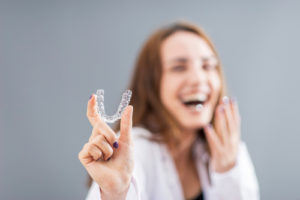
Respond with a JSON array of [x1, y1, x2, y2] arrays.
[[79, 97, 134, 200], [78, 31, 241, 200], [160, 31, 241, 198]]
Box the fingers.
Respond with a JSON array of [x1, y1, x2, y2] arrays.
[[89, 119, 118, 146], [230, 98, 241, 129], [78, 143, 102, 166], [222, 96, 235, 136], [119, 106, 133, 145], [78, 135, 114, 166], [87, 94, 101, 127], [222, 96, 241, 140], [229, 98, 241, 142], [204, 125, 221, 157], [214, 104, 228, 144], [91, 135, 114, 160], [213, 96, 241, 145]]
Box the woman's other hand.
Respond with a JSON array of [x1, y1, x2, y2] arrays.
[[78, 95, 134, 199], [204, 96, 241, 173]]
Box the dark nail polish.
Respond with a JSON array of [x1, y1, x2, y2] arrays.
[[113, 141, 119, 149], [89, 95, 93, 100], [208, 124, 213, 129], [107, 157, 111, 161]]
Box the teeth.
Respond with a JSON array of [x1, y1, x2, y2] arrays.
[[182, 94, 207, 102], [195, 104, 203, 111]]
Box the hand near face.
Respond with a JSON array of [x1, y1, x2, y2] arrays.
[[204, 97, 241, 173]]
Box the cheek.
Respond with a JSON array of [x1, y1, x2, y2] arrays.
[[211, 73, 222, 95], [160, 75, 181, 107], [160, 75, 173, 106]]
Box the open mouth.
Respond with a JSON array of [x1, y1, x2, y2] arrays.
[[181, 94, 208, 112]]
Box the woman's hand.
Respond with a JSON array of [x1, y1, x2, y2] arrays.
[[204, 96, 241, 173], [78, 95, 134, 199]]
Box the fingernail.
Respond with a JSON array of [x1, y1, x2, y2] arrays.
[[113, 141, 119, 149], [107, 157, 111, 161], [222, 96, 229, 105], [89, 95, 93, 100], [207, 124, 213, 129], [231, 97, 237, 104]]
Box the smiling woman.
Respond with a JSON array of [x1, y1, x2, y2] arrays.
[[78, 21, 259, 200], [160, 31, 221, 133]]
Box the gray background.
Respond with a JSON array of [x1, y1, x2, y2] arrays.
[[1, 1, 299, 200]]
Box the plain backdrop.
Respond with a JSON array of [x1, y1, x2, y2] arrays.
[[1, 1, 300, 200]]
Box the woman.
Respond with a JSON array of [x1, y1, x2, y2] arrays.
[[78, 21, 259, 200]]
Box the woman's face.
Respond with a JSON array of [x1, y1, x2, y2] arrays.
[[160, 31, 221, 131]]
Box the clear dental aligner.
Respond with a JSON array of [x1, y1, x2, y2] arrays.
[[96, 89, 132, 123]]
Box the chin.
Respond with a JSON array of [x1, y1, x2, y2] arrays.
[[181, 120, 208, 131]]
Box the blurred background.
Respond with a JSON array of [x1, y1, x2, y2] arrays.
[[1, 1, 300, 199]]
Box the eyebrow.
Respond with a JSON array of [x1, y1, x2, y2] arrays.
[[167, 56, 218, 64], [169, 57, 188, 63]]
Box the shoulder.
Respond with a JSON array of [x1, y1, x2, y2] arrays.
[[131, 126, 160, 151], [130, 126, 164, 163], [131, 126, 153, 138]]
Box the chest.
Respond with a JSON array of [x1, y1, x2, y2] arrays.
[[150, 145, 206, 200], [176, 161, 202, 199]]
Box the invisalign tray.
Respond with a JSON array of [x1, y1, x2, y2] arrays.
[[96, 89, 132, 123]]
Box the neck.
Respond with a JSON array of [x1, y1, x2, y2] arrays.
[[168, 129, 197, 167]]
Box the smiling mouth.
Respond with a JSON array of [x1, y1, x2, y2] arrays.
[[181, 94, 208, 112], [183, 100, 205, 111]]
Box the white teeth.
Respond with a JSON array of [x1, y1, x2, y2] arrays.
[[182, 94, 207, 102], [195, 104, 203, 111]]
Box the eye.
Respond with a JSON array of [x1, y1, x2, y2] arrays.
[[203, 63, 217, 71], [170, 65, 186, 72]]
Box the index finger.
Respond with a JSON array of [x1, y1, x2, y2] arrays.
[[86, 94, 101, 127]]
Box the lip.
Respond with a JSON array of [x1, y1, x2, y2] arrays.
[[180, 92, 210, 106], [181, 94, 208, 103], [180, 99, 209, 114]]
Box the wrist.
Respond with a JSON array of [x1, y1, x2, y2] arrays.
[[100, 183, 130, 200]]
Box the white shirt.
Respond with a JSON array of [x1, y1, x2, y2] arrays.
[[86, 127, 260, 200]]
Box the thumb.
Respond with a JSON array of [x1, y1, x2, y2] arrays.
[[119, 105, 133, 144]]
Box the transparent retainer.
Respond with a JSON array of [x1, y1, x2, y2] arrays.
[[96, 89, 132, 123]]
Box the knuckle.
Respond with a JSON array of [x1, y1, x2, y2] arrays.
[[95, 134, 105, 143], [103, 148, 113, 160], [106, 131, 116, 143], [106, 146, 113, 157], [91, 135, 105, 148], [86, 143, 94, 152], [94, 151, 102, 160]]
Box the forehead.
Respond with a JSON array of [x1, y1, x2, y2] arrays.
[[161, 31, 215, 62]]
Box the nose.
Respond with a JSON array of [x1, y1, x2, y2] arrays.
[[188, 60, 207, 86]]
